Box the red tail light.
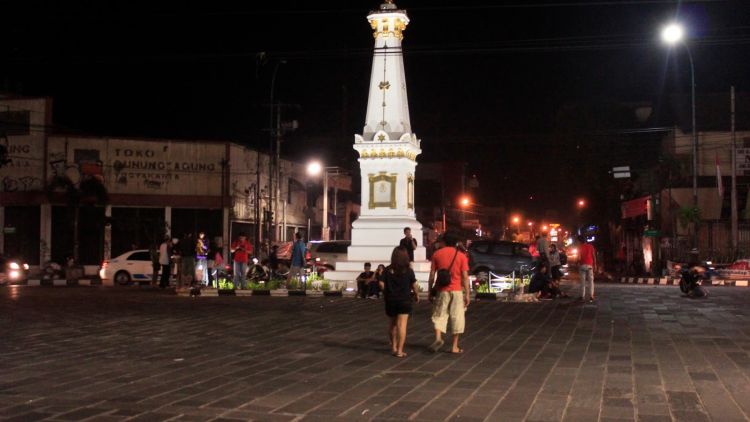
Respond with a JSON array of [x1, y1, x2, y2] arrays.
[[101, 260, 109, 268]]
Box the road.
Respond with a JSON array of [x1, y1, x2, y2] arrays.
[[2, 283, 750, 421]]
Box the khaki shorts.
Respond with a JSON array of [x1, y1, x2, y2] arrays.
[[431, 290, 466, 335]]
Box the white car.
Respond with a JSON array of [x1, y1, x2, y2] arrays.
[[99, 250, 158, 285]]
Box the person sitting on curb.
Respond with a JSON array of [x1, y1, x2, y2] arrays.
[[356, 262, 375, 299]]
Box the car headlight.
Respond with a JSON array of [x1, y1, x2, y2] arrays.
[[9, 262, 20, 270], [9, 270, 20, 279], [23, 263, 29, 270]]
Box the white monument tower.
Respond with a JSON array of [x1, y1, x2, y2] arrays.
[[326, 0, 431, 284]]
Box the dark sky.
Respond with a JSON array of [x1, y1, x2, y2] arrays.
[[3, 0, 750, 219]]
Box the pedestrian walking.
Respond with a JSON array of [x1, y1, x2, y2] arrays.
[[196, 231, 209, 286], [158, 236, 171, 289], [399, 227, 418, 263], [428, 234, 470, 354], [577, 235, 597, 302], [379, 246, 419, 358], [231, 232, 252, 289], [356, 262, 375, 299], [288, 232, 307, 287]]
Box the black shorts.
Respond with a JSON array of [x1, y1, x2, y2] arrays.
[[385, 300, 412, 317]]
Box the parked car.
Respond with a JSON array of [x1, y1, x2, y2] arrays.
[[99, 250, 157, 285], [467, 240, 534, 283], [0, 255, 30, 285], [308, 240, 351, 272]]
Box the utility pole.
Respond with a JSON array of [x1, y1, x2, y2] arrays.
[[731, 86, 738, 253]]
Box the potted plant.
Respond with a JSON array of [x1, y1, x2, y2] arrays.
[[323, 280, 343, 297]]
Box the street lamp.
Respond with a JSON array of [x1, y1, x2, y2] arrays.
[[460, 196, 471, 207], [307, 161, 345, 241], [512, 215, 521, 234], [661, 22, 698, 246], [577, 199, 586, 208]]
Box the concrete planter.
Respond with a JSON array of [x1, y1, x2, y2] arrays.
[[342, 290, 357, 298], [201, 288, 219, 297], [306, 290, 324, 297], [218, 289, 236, 295], [252, 289, 271, 296], [324, 291, 343, 297], [234, 289, 253, 297], [288, 290, 306, 296], [270, 289, 288, 297]]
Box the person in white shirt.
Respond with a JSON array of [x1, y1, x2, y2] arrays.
[[158, 237, 172, 288]]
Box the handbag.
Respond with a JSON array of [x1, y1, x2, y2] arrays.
[[431, 249, 459, 296]]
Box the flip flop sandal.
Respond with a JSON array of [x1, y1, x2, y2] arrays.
[[392, 352, 407, 358], [450, 349, 464, 354], [428, 339, 444, 353]]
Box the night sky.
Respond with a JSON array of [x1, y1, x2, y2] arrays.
[[3, 0, 750, 220]]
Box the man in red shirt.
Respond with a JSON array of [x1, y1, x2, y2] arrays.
[[577, 235, 597, 302], [230, 233, 253, 289], [428, 234, 470, 354]]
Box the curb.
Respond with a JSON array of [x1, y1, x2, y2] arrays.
[[16, 279, 103, 287], [616, 277, 749, 287]]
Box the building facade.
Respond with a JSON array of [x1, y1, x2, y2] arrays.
[[0, 97, 354, 270]]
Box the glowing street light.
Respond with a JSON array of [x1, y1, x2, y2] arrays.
[[577, 199, 586, 208], [661, 23, 684, 45], [306, 161, 323, 176], [512, 216, 520, 224], [661, 21, 698, 248], [460, 196, 471, 207]]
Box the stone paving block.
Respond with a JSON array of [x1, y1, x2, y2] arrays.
[[4, 285, 750, 421]]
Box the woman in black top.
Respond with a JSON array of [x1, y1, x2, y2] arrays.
[[379, 246, 419, 358]]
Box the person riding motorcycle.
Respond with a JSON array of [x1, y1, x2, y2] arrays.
[[678, 263, 709, 298]]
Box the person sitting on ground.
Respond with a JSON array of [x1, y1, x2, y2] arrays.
[[529, 262, 553, 299], [369, 264, 386, 298], [356, 262, 375, 299]]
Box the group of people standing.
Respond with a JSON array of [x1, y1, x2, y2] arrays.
[[528, 233, 597, 302], [152, 231, 229, 289]]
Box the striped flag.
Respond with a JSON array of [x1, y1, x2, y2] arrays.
[[716, 153, 724, 197]]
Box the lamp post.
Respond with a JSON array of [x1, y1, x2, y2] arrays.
[[662, 22, 698, 248], [268, 59, 286, 242], [307, 161, 345, 241]]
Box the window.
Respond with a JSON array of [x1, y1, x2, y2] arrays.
[[0, 110, 30, 136], [491, 243, 512, 256], [127, 251, 151, 261], [514, 245, 532, 258], [470, 241, 490, 254]]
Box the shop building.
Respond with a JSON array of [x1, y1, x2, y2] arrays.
[[0, 97, 354, 271]]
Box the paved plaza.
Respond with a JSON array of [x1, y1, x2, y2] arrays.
[[2, 284, 750, 422]]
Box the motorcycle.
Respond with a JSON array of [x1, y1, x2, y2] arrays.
[[678, 266, 709, 298]]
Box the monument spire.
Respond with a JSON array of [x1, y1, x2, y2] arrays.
[[326, 1, 429, 286], [362, 1, 413, 142]]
